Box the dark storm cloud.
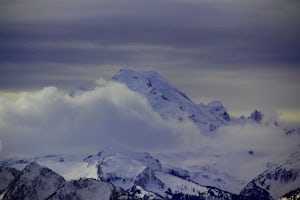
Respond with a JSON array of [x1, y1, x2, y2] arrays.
[[1, 0, 299, 67], [0, 0, 300, 120]]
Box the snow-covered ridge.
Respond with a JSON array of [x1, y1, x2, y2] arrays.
[[113, 69, 233, 131], [0, 153, 258, 200], [2, 146, 299, 199], [1, 162, 117, 200], [242, 151, 300, 199]]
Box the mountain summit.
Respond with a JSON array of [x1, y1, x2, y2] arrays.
[[113, 69, 231, 131]]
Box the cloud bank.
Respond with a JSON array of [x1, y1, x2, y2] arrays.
[[1, 78, 299, 162], [215, 124, 299, 157], [0, 80, 200, 157]]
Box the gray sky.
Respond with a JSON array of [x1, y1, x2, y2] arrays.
[[1, 0, 300, 123]]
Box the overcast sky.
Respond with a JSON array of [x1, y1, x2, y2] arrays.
[[1, 0, 300, 124]]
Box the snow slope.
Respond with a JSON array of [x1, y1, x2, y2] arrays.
[[241, 151, 300, 199], [113, 69, 232, 131], [0, 154, 98, 181], [98, 153, 146, 190]]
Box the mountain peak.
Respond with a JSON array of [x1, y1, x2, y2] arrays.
[[112, 69, 178, 97], [24, 161, 40, 170], [113, 69, 231, 131], [22, 162, 42, 175], [3, 162, 66, 200]]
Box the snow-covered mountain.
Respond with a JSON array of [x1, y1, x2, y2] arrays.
[[2, 147, 299, 200], [113, 69, 233, 131], [0, 152, 250, 200], [3, 162, 66, 200], [1, 162, 118, 200], [241, 151, 300, 199], [1, 69, 299, 199]]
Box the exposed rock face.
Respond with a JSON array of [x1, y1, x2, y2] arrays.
[[3, 162, 66, 200], [207, 101, 231, 122], [249, 110, 263, 123], [0, 166, 21, 194], [241, 152, 300, 199], [240, 182, 273, 200], [2, 162, 118, 200], [48, 178, 117, 200]]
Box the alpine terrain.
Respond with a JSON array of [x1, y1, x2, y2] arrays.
[[1, 69, 299, 200]]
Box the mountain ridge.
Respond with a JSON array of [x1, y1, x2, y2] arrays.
[[0, 69, 299, 199]]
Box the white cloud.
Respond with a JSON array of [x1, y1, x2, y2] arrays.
[[0, 78, 298, 170], [209, 123, 300, 181], [214, 124, 298, 156], [0, 80, 200, 157]]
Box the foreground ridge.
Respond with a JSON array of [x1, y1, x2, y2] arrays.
[[0, 160, 274, 200]]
